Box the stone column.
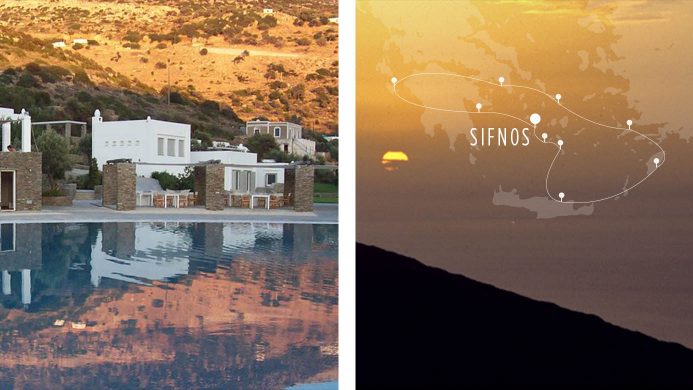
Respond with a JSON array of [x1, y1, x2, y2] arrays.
[[194, 166, 206, 206], [204, 164, 225, 211], [1, 123, 10, 152], [102, 164, 117, 206], [293, 165, 314, 212], [102, 163, 136, 211], [283, 168, 295, 207]]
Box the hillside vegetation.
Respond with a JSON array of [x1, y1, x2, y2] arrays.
[[0, 0, 338, 141]]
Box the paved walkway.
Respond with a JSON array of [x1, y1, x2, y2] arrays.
[[0, 200, 338, 224]]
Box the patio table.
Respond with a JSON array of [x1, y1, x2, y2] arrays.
[[250, 194, 271, 210], [164, 192, 180, 208]]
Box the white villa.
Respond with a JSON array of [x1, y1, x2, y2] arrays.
[[91, 111, 286, 192], [245, 120, 316, 157], [263, 8, 274, 14]]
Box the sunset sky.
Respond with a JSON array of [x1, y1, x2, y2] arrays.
[[356, 0, 693, 348]]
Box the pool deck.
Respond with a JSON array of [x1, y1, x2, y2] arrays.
[[0, 200, 338, 224]]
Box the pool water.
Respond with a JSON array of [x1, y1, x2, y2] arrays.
[[0, 222, 338, 389]]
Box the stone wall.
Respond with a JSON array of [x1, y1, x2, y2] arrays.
[[294, 165, 315, 212], [0, 152, 42, 211], [102, 163, 135, 211]]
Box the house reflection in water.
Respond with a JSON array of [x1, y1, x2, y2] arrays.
[[0, 222, 337, 388], [0, 224, 41, 309]]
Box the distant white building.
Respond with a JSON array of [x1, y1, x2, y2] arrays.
[[328, 17, 339, 24], [52, 41, 66, 49], [92, 110, 285, 191], [246, 120, 316, 157], [72, 38, 88, 45], [212, 140, 231, 149], [263, 8, 274, 14]]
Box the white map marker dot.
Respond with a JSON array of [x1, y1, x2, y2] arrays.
[[555, 93, 562, 104], [559, 192, 565, 202], [541, 132, 548, 142], [530, 113, 541, 129], [654, 157, 660, 167], [498, 76, 505, 86], [627, 119, 633, 129], [475, 103, 482, 112], [557, 139, 564, 148]]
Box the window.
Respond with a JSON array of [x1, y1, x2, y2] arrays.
[[157, 137, 164, 156], [120, 140, 124, 147], [135, 140, 140, 146], [167, 139, 175, 156], [127, 140, 132, 147], [274, 127, 281, 137], [179, 140, 184, 157], [105, 141, 109, 147], [253, 127, 260, 135], [266, 173, 277, 186]]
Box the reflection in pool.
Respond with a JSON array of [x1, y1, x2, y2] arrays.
[[0, 222, 338, 389]]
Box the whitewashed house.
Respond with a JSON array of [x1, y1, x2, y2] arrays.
[[91, 111, 191, 177], [91, 110, 285, 192], [52, 41, 66, 49], [263, 8, 274, 14], [73, 38, 89, 45]]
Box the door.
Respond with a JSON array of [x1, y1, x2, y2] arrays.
[[0, 171, 15, 211]]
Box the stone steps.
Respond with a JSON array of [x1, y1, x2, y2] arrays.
[[74, 190, 96, 200]]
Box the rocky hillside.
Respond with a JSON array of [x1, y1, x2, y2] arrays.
[[0, 0, 338, 139]]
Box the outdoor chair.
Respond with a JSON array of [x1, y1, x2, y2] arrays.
[[153, 192, 165, 208], [270, 194, 282, 209], [240, 195, 250, 208], [178, 190, 191, 208]]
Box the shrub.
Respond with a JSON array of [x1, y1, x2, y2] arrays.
[[123, 42, 141, 49], [36, 129, 73, 190], [296, 38, 312, 46], [123, 31, 142, 42], [155, 62, 167, 69], [199, 47, 208, 56]]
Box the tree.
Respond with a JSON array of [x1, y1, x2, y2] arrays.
[[246, 134, 279, 162], [36, 129, 73, 190], [78, 134, 92, 158]]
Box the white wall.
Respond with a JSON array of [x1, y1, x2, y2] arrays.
[[190, 150, 286, 191], [92, 116, 191, 177]]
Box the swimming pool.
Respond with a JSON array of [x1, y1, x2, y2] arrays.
[[0, 222, 338, 389]]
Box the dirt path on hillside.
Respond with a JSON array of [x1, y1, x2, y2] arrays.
[[205, 47, 304, 58]]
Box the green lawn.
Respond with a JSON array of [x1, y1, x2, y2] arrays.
[[314, 182, 338, 193], [314, 196, 338, 204]]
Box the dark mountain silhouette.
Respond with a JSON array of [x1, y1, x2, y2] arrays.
[[357, 243, 693, 386]]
